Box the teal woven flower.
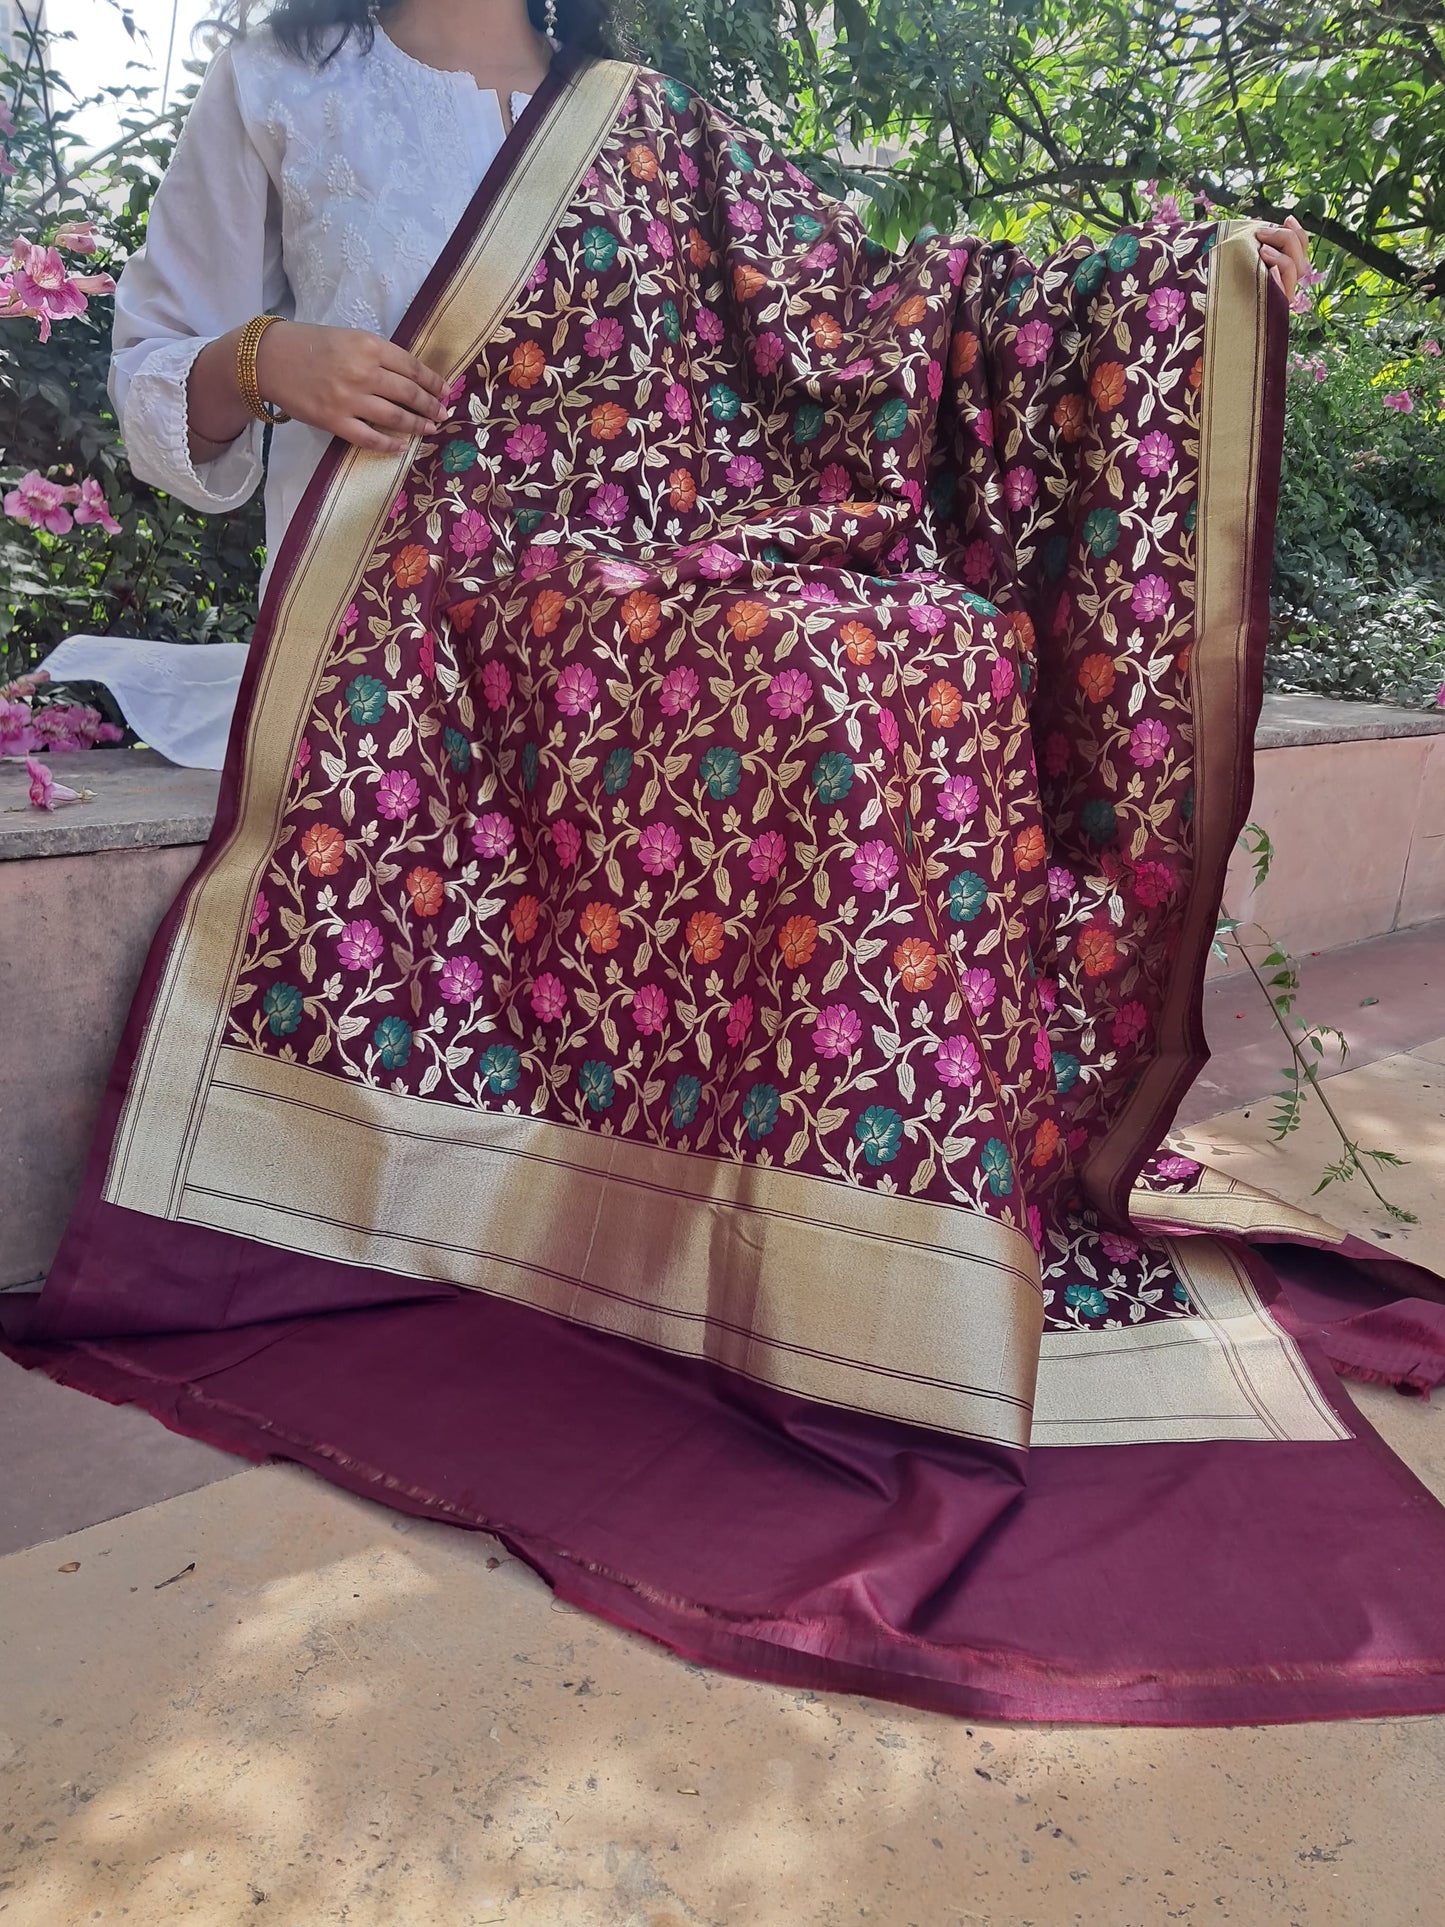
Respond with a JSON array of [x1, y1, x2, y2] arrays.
[[443, 728, 471, 774], [479, 1044, 521, 1095], [264, 982, 304, 1038], [873, 397, 910, 443], [793, 212, 824, 242], [582, 225, 619, 271], [742, 1083, 781, 1140], [513, 506, 544, 535], [1065, 1283, 1109, 1319], [793, 402, 826, 445], [1082, 508, 1120, 556], [1080, 798, 1118, 846], [810, 751, 855, 803], [729, 137, 755, 173], [662, 77, 690, 111], [373, 1015, 412, 1070], [949, 871, 989, 924], [1052, 1051, 1081, 1095], [579, 1059, 616, 1113], [345, 675, 388, 726], [708, 383, 743, 422], [700, 745, 742, 800], [982, 1137, 1014, 1197], [961, 590, 998, 616], [1005, 272, 1032, 314], [1105, 232, 1140, 271], [660, 300, 682, 344], [856, 1105, 904, 1166], [670, 1075, 702, 1129], [521, 742, 540, 792], [930, 470, 957, 517], [442, 438, 478, 474], [604, 747, 634, 796], [1072, 252, 1107, 295]]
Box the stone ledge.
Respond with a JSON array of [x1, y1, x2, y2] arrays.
[[1256, 691, 1445, 750], [0, 748, 221, 862]]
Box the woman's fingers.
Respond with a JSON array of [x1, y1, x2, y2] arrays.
[[379, 342, 447, 408], [356, 395, 437, 439], [338, 417, 411, 455], [375, 368, 449, 426]]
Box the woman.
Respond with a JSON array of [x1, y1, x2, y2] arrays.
[[11, 0, 1445, 1726]]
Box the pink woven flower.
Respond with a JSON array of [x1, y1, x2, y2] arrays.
[[250, 890, 269, 939], [337, 919, 385, 972], [658, 665, 699, 716], [1037, 975, 1059, 1015], [974, 406, 994, 448], [506, 423, 547, 464], [1033, 1023, 1053, 1074], [678, 151, 700, 188], [1131, 574, 1173, 622], [962, 538, 993, 586], [1100, 1231, 1141, 1263], [664, 383, 692, 425], [589, 483, 629, 529], [851, 840, 899, 893], [1146, 285, 1187, 332], [375, 769, 420, 821], [696, 307, 725, 345], [551, 819, 582, 868], [438, 954, 484, 1005], [526, 257, 549, 291], [725, 996, 754, 1049], [1047, 865, 1075, 903], [555, 664, 599, 716], [638, 821, 683, 875], [1132, 859, 1176, 908], [1129, 717, 1171, 767], [1112, 1000, 1149, 1048], [727, 454, 763, 490], [748, 831, 787, 882], [991, 656, 1015, 702], [583, 317, 624, 358], [1155, 1154, 1201, 1182], [927, 361, 944, 401], [877, 707, 900, 754], [728, 199, 764, 234], [389, 490, 408, 523], [449, 508, 493, 558], [1015, 318, 1054, 367], [418, 633, 435, 680], [818, 463, 851, 503], [960, 967, 997, 1019], [698, 542, 745, 581], [937, 772, 980, 825], [812, 1003, 863, 1060], [471, 812, 515, 859], [1137, 430, 1176, 477], [646, 220, 674, 258], [803, 242, 838, 272], [338, 603, 359, 634], [481, 660, 511, 711], [754, 333, 785, 376], [936, 1035, 982, 1089], [908, 600, 947, 636], [633, 984, 669, 1035], [293, 738, 312, 781], [1003, 465, 1038, 512], [530, 972, 568, 1023], [766, 668, 812, 719]]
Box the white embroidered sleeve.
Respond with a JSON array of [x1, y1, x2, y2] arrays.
[[109, 44, 291, 515]]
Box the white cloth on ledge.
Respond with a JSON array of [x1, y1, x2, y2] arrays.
[[43, 636, 249, 771]]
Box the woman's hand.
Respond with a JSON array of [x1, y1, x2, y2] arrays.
[[1255, 216, 1311, 303], [256, 321, 447, 452]]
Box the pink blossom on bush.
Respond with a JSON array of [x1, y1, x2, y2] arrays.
[[53, 220, 99, 255], [812, 1003, 863, 1059], [1, 238, 114, 341], [438, 954, 484, 1004], [337, 919, 385, 971], [936, 1034, 982, 1089], [638, 820, 683, 875], [4, 470, 75, 533], [72, 477, 120, 533], [1383, 390, 1414, 414], [374, 769, 420, 820], [632, 983, 669, 1035]]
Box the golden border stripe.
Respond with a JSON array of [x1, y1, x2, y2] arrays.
[[1130, 1168, 1349, 1248]]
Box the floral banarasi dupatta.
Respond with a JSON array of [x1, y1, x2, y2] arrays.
[[11, 56, 1445, 1724]]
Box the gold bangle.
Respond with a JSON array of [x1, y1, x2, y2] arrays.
[[236, 313, 290, 424]]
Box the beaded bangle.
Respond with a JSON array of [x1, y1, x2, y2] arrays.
[[236, 313, 290, 424]]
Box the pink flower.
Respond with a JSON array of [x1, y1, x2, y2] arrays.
[[1003, 465, 1038, 512], [936, 1035, 982, 1089], [527, 257, 550, 291], [1132, 859, 1176, 907], [375, 769, 420, 820], [450, 509, 493, 557], [818, 463, 852, 504], [974, 406, 994, 447], [937, 772, 980, 825], [1129, 717, 1171, 767], [471, 812, 515, 858], [727, 454, 763, 489], [1047, 865, 1075, 903], [725, 995, 754, 1048], [551, 819, 582, 868], [812, 1003, 863, 1059], [530, 972, 568, 1022], [1383, 390, 1414, 414], [908, 599, 947, 636], [506, 422, 548, 464], [53, 220, 100, 255], [2, 241, 113, 341], [4, 470, 74, 534], [293, 738, 313, 781], [418, 632, 436, 680], [1113, 999, 1149, 1048], [1146, 285, 1187, 332], [1037, 975, 1059, 1015], [633, 983, 669, 1035], [1423, 340, 1441, 357], [698, 542, 745, 581], [0, 698, 38, 757], [25, 755, 83, 811], [584, 317, 624, 358], [481, 660, 512, 711], [748, 830, 787, 882], [728, 199, 763, 234], [638, 820, 683, 875], [799, 581, 838, 604], [851, 840, 899, 893], [438, 954, 484, 1004], [1155, 1154, 1201, 1183], [555, 663, 599, 716], [695, 307, 725, 345], [389, 491, 408, 523], [250, 890, 270, 938], [589, 482, 629, 528], [991, 656, 1015, 702], [337, 919, 385, 971], [1100, 1231, 1139, 1264], [927, 362, 944, 401], [960, 967, 996, 1020], [658, 665, 699, 715], [678, 151, 700, 189], [754, 333, 785, 376], [1137, 430, 1176, 478], [338, 602, 360, 635], [1131, 574, 1173, 622], [962, 538, 993, 586], [72, 476, 120, 534], [1015, 317, 1054, 366], [766, 668, 812, 718], [803, 242, 838, 272], [877, 707, 900, 754], [1033, 1023, 1053, 1074], [664, 383, 692, 425]]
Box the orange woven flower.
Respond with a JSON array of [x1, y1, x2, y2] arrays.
[[1090, 361, 1126, 411], [392, 544, 429, 589], [621, 591, 662, 644], [509, 341, 546, 389], [690, 228, 716, 269], [778, 915, 818, 969], [1014, 824, 1047, 871], [841, 621, 877, 666], [733, 264, 765, 299], [727, 599, 769, 642], [530, 589, 567, 636], [893, 937, 938, 994], [810, 313, 843, 351], [579, 900, 622, 955], [949, 330, 980, 378], [1007, 609, 1036, 653], [510, 894, 541, 943], [625, 142, 659, 181], [669, 469, 698, 512], [1078, 653, 1117, 703], [1188, 355, 1204, 390], [403, 866, 444, 917], [894, 294, 929, 329], [1077, 927, 1117, 977], [686, 910, 725, 965], [1175, 642, 1194, 678], [591, 401, 629, 441], [1031, 1117, 1061, 1168], [928, 679, 963, 728], [301, 822, 346, 878], [1053, 392, 1087, 443]]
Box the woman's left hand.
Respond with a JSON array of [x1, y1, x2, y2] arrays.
[[1256, 216, 1311, 301]]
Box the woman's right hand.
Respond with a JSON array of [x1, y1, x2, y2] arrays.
[[255, 321, 448, 452]]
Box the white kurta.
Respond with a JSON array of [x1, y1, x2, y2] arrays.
[[111, 25, 531, 586]]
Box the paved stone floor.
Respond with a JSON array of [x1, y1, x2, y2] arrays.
[[4, 919, 1444, 1926]]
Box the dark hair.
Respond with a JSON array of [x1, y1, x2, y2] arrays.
[[212, 2, 619, 66]]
